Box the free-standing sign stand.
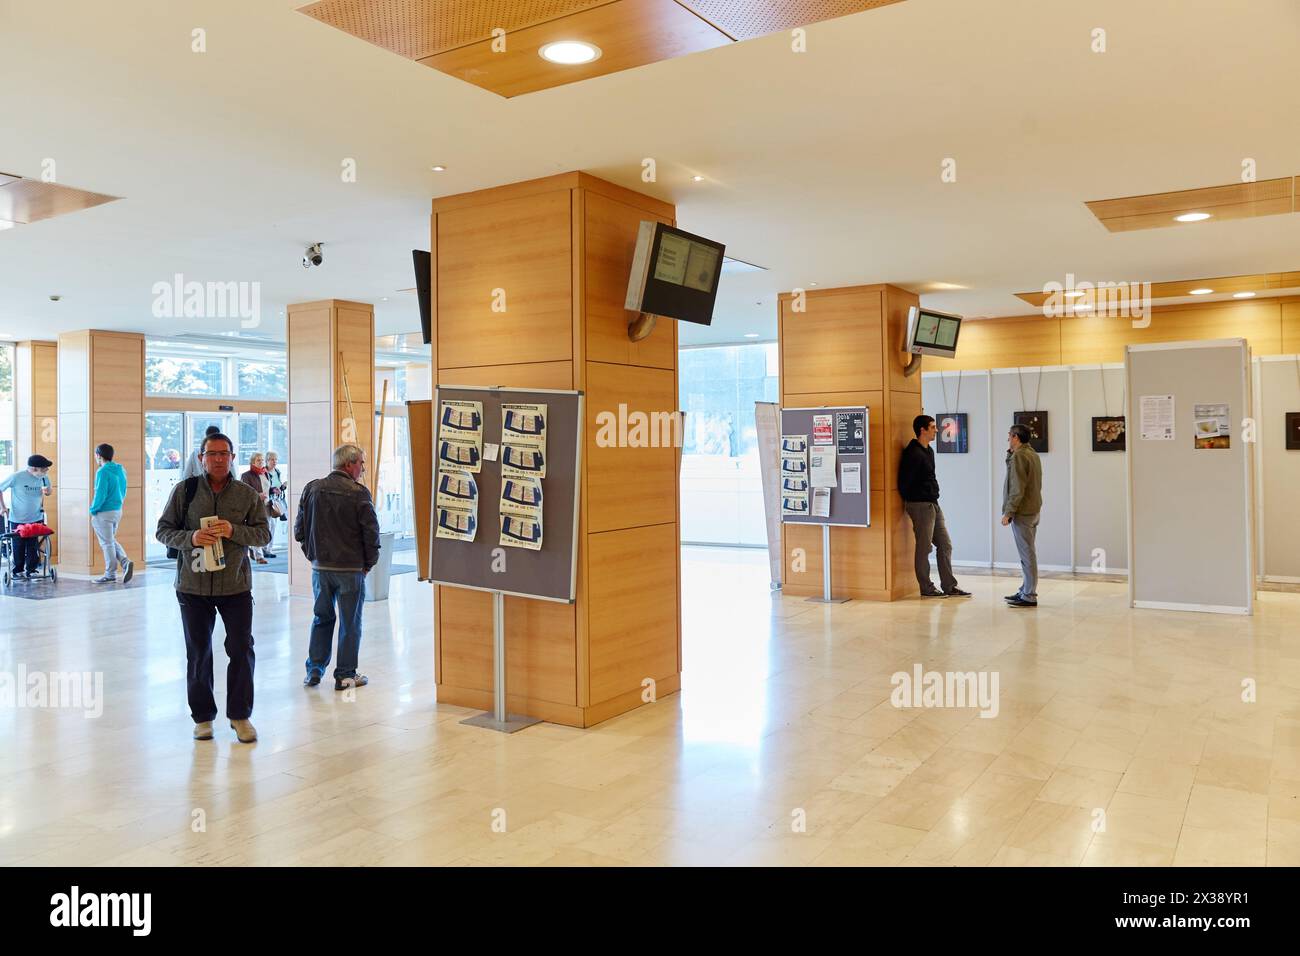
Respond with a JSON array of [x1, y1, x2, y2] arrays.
[[779, 405, 871, 605], [430, 385, 584, 734]]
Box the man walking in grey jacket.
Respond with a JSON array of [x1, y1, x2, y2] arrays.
[[295, 444, 381, 690], [156, 432, 271, 742], [1002, 424, 1044, 608]]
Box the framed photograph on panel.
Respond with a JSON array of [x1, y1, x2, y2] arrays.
[[1092, 416, 1126, 452], [1013, 411, 1049, 453], [1287, 413, 1300, 450], [935, 412, 968, 453]]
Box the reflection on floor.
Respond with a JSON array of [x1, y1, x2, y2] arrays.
[[1, 545, 1298, 866]]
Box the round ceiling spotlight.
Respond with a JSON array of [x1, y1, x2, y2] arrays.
[[1174, 212, 1212, 222], [539, 41, 602, 65]]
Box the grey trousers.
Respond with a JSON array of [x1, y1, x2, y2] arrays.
[[1010, 512, 1040, 600], [91, 509, 128, 573], [904, 501, 957, 594]]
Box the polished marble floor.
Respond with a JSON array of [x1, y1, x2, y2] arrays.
[[2, 546, 1298, 866]]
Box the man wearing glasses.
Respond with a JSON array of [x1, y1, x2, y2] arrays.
[[156, 432, 271, 743]]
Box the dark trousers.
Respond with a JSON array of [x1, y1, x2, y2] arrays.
[[177, 590, 255, 723], [903, 500, 958, 594], [8, 521, 41, 573]]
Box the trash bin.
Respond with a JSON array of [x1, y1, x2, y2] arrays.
[[365, 532, 395, 602]]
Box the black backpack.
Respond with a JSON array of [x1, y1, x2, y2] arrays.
[[165, 476, 202, 560]]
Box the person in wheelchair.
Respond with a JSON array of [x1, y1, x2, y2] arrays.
[[0, 454, 53, 580]]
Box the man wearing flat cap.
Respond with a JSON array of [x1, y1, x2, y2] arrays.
[[0, 454, 54, 580]]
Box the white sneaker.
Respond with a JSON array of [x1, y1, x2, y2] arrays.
[[122, 560, 134, 583], [230, 719, 258, 743], [93, 573, 115, 583], [193, 721, 214, 740]]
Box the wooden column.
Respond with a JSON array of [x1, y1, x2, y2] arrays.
[[430, 171, 681, 728], [285, 299, 374, 596], [778, 284, 922, 601], [56, 330, 145, 576], [14, 340, 58, 558]]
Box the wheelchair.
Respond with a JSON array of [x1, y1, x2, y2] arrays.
[[1, 514, 57, 587]]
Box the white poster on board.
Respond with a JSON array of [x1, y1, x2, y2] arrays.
[[1139, 394, 1175, 440]]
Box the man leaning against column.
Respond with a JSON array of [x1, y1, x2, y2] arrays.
[[898, 414, 970, 599]]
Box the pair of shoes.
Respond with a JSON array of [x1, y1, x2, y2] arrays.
[[255, 557, 268, 564], [1004, 593, 1022, 602], [303, 672, 321, 687], [920, 590, 946, 598], [93, 573, 115, 583], [12, 571, 28, 581], [1007, 597, 1038, 608], [944, 588, 972, 597], [334, 674, 369, 691], [230, 719, 258, 743], [121, 560, 134, 584], [193, 721, 214, 740]]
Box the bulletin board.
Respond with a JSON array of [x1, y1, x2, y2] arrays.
[[430, 385, 583, 604], [1126, 339, 1253, 614], [778, 406, 871, 527]]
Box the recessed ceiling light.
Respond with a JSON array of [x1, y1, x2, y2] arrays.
[[1174, 212, 1212, 222], [1074, 303, 1092, 311], [808, 282, 818, 287], [1233, 291, 1256, 298], [539, 41, 601, 65], [1189, 288, 1214, 295], [430, 165, 446, 172], [928, 282, 966, 291], [1063, 291, 1086, 299], [744, 333, 760, 339], [692, 175, 705, 183], [381, 297, 388, 301]]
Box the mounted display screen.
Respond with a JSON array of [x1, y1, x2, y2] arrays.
[[625, 221, 725, 326], [905, 306, 963, 357]]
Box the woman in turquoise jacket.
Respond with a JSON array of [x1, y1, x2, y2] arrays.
[[90, 443, 133, 584]]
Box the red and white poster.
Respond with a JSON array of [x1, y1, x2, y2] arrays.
[[812, 414, 833, 445]]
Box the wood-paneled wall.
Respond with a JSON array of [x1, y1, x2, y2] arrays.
[[431, 171, 681, 728], [285, 299, 375, 597], [778, 284, 921, 601], [15, 341, 58, 558], [55, 330, 144, 575], [942, 296, 1300, 372]]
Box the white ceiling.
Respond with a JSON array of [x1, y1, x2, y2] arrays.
[[1, 0, 1298, 349]]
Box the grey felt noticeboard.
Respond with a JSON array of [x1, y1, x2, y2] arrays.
[[430, 386, 582, 604], [779, 406, 871, 528]]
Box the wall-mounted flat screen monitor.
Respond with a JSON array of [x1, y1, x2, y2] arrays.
[[413, 249, 432, 345], [625, 221, 725, 326], [906, 306, 962, 357]]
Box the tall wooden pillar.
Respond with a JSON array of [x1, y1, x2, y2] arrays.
[[430, 172, 681, 728], [15, 340, 58, 558], [285, 299, 374, 596], [56, 330, 145, 576], [777, 284, 921, 600]]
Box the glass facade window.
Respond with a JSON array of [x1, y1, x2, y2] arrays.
[[0, 343, 14, 481], [679, 343, 779, 546], [236, 361, 287, 399], [146, 356, 224, 395]]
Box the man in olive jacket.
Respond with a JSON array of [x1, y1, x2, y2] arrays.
[[295, 444, 381, 690], [156, 432, 272, 743], [1001, 423, 1044, 608]]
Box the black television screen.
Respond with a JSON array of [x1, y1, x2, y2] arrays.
[[625, 222, 725, 326], [413, 249, 432, 345]]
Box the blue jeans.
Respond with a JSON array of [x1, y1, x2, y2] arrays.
[[306, 570, 366, 680]]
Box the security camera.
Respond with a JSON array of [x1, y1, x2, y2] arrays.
[[302, 243, 323, 269]]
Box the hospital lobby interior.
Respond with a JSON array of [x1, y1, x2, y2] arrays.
[[1, 0, 1299, 902]]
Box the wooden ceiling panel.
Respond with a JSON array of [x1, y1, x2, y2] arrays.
[[1014, 272, 1300, 308], [422, 0, 730, 98], [0, 179, 120, 225], [1085, 177, 1295, 232], [680, 0, 904, 40]]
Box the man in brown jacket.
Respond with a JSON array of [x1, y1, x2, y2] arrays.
[[1001, 423, 1043, 608]]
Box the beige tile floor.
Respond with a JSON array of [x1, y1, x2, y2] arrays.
[[2, 547, 1299, 866]]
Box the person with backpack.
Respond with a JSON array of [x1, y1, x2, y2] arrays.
[[156, 432, 271, 743]]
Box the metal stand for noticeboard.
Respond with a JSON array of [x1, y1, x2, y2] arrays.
[[805, 524, 849, 604], [460, 590, 544, 734]]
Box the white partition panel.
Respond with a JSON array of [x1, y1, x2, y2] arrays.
[[991, 367, 1072, 571], [1126, 340, 1253, 614], [1258, 356, 1300, 581], [922, 370, 992, 566], [1070, 365, 1129, 573]]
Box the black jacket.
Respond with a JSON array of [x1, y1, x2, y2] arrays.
[[898, 438, 940, 503], [294, 470, 381, 572]]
